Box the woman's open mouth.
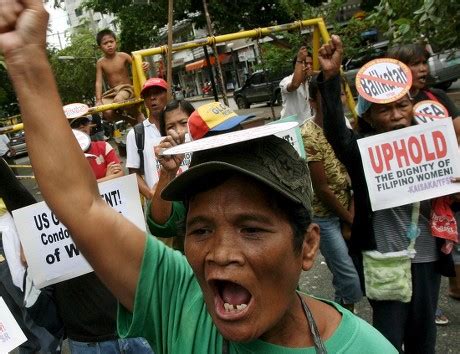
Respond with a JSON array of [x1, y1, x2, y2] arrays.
[[210, 280, 253, 320]]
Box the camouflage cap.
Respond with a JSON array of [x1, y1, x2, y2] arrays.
[[161, 135, 313, 217]]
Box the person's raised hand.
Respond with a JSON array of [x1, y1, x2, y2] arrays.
[[297, 46, 309, 63], [318, 35, 343, 81], [154, 129, 185, 174], [141, 61, 150, 72], [0, 0, 49, 59]]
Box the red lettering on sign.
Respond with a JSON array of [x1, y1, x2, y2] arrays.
[[407, 136, 422, 164], [432, 130, 447, 158], [382, 143, 394, 171], [369, 146, 384, 174], [367, 130, 448, 173], [393, 139, 409, 168]]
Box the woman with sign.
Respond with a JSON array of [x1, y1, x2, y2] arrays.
[[146, 99, 194, 251], [387, 44, 460, 141], [318, 36, 458, 353], [388, 43, 460, 325]]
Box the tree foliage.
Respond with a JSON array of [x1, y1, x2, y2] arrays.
[[368, 0, 460, 51], [0, 67, 19, 118], [50, 28, 98, 104], [82, 0, 298, 52]]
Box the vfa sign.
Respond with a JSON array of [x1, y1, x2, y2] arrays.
[[414, 100, 450, 124]]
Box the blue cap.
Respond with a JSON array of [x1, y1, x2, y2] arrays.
[[355, 95, 373, 117]]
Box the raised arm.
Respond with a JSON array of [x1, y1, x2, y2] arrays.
[[317, 36, 357, 168], [0, 0, 144, 311], [286, 47, 310, 92], [150, 130, 184, 225]]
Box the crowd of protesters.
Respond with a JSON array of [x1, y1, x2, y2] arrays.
[[0, 1, 459, 354]]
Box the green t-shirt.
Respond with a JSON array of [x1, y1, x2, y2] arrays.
[[118, 235, 397, 353], [146, 200, 186, 238]]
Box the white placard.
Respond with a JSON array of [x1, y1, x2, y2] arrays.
[[12, 174, 145, 289], [272, 115, 305, 158], [72, 129, 91, 151], [63, 103, 89, 119], [0, 297, 27, 353], [357, 119, 460, 211], [162, 121, 298, 155]]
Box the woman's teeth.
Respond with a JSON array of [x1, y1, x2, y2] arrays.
[[223, 303, 248, 313]]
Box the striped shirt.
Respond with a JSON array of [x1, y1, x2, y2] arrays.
[[373, 200, 438, 263]]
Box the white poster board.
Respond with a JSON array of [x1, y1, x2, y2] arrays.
[[272, 115, 306, 158], [0, 297, 27, 353], [357, 119, 460, 211], [12, 174, 145, 289]]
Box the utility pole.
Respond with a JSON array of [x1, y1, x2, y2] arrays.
[[202, 0, 229, 106], [167, 0, 174, 100]]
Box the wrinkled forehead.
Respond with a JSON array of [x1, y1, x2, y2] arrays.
[[372, 94, 413, 109]]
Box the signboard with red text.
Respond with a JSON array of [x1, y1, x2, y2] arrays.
[[357, 119, 460, 210]]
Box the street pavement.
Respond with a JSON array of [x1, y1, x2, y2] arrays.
[[10, 82, 460, 353]]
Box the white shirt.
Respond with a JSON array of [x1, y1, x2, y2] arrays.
[[126, 119, 162, 189], [0, 135, 10, 157], [279, 74, 312, 125], [0, 210, 26, 291]]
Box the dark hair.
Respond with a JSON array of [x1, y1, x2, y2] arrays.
[[96, 29, 116, 46], [356, 110, 374, 135], [70, 116, 91, 128], [181, 172, 310, 254], [159, 99, 195, 136], [0, 158, 36, 212], [386, 43, 430, 65]]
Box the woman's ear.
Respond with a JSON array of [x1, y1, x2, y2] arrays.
[[301, 223, 320, 271]]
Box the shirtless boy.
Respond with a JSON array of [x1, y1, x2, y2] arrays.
[[95, 29, 147, 124]]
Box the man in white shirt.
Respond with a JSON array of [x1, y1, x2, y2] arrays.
[[279, 47, 314, 125], [0, 134, 17, 174], [126, 78, 169, 199]]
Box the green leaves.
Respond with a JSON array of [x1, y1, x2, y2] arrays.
[[370, 0, 460, 51], [50, 28, 98, 105]]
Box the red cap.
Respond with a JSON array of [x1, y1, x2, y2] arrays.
[[141, 78, 169, 96]]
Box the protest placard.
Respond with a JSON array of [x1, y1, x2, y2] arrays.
[[272, 115, 306, 158], [0, 297, 27, 353], [63, 103, 89, 119], [357, 119, 460, 211], [12, 174, 145, 289], [414, 100, 449, 124], [161, 121, 298, 155], [356, 58, 412, 104]]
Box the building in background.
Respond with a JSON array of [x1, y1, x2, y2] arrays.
[[45, 0, 116, 49]]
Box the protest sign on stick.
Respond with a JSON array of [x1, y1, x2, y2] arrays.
[[356, 58, 412, 104], [0, 297, 27, 353], [357, 119, 460, 211], [13, 174, 144, 288], [414, 100, 449, 125]]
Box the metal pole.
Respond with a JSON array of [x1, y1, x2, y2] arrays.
[[230, 48, 240, 88], [203, 46, 219, 102], [167, 0, 174, 100], [202, 0, 229, 106]]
